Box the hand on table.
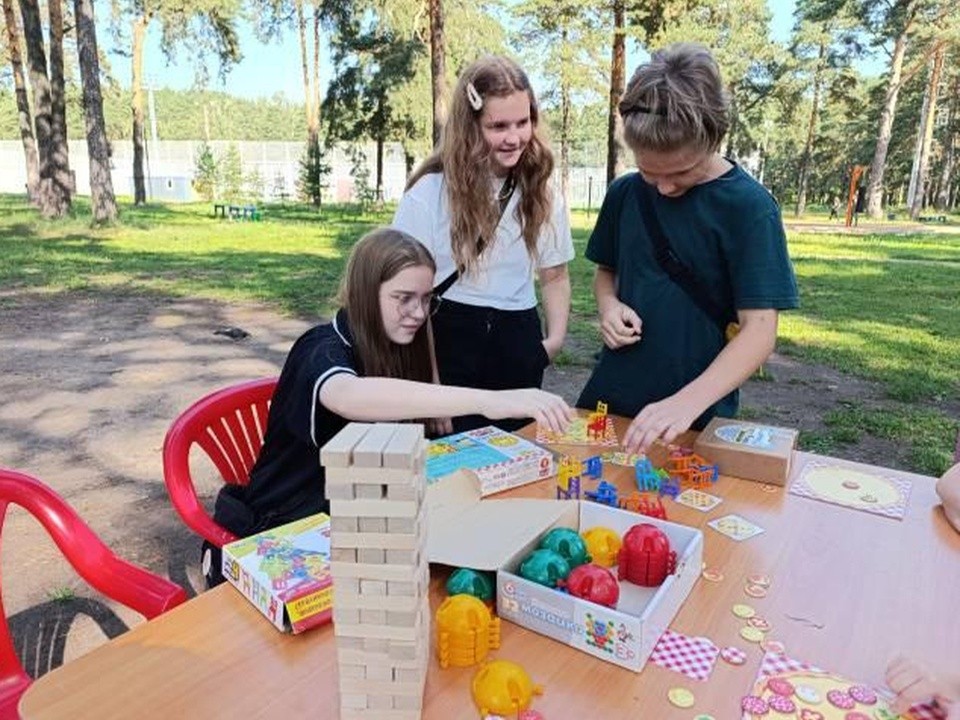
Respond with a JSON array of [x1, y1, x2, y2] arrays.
[[482, 388, 573, 435], [426, 416, 453, 437], [599, 301, 642, 350], [886, 654, 960, 717], [622, 395, 702, 454]]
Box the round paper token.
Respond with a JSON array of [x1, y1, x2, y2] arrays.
[[747, 616, 772, 631], [702, 568, 724, 582], [694, 715, 716, 720], [733, 603, 756, 619], [740, 626, 765, 643], [842, 480, 861, 490], [827, 689, 856, 710], [768, 694, 796, 714], [795, 684, 822, 704], [747, 573, 771, 588], [667, 687, 695, 708], [721, 646, 747, 665], [741, 695, 769, 715], [745, 584, 768, 598], [767, 677, 795, 697], [848, 685, 878, 705], [845, 713, 871, 720], [760, 638, 786, 654]]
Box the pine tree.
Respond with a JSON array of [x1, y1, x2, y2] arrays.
[[193, 142, 219, 201], [297, 136, 329, 207]]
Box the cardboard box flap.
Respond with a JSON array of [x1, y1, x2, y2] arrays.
[[425, 469, 573, 571]]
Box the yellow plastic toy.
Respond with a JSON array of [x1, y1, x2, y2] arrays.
[[471, 660, 543, 716], [436, 594, 501, 668], [581, 526, 622, 568]]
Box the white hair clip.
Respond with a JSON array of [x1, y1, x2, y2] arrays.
[[466, 81, 483, 111]]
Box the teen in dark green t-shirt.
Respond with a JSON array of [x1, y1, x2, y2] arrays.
[[576, 43, 799, 453]]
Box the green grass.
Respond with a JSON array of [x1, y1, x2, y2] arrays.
[[3, 194, 958, 474]]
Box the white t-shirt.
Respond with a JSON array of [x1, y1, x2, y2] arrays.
[[392, 172, 575, 311]]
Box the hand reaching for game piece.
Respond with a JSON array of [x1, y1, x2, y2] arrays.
[[885, 654, 960, 717]]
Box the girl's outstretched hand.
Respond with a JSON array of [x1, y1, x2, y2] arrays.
[[886, 654, 960, 716], [482, 389, 574, 434]]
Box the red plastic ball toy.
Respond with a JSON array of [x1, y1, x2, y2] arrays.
[[563, 563, 620, 608], [618, 523, 676, 587]]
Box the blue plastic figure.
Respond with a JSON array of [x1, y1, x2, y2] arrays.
[[659, 476, 681, 499], [634, 458, 661, 492], [583, 455, 603, 480], [585, 481, 619, 507]]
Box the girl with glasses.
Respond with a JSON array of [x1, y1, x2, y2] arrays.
[[203, 228, 572, 587], [393, 55, 575, 434]]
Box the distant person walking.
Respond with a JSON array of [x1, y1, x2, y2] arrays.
[[853, 185, 866, 226], [829, 196, 841, 221]]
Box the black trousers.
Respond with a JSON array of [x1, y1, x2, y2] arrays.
[[431, 300, 550, 433]]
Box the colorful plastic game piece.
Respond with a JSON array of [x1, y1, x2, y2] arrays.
[[580, 526, 621, 568], [583, 455, 603, 480], [585, 480, 619, 506], [539, 527, 590, 568], [618, 523, 676, 587], [518, 549, 571, 588], [618, 491, 667, 520], [435, 594, 501, 668], [635, 457, 662, 492], [560, 563, 620, 608], [555, 456, 583, 500], [446, 567, 495, 602], [471, 660, 543, 717]]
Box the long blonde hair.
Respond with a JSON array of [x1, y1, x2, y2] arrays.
[[337, 228, 435, 382], [406, 55, 554, 277]]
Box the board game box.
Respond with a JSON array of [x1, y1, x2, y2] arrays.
[[221, 513, 333, 633], [426, 426, 556, 496], [693, 417, 798, 486]]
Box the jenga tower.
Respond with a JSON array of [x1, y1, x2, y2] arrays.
[[320, 423, 431, 720]]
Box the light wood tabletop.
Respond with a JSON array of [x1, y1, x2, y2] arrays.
[[20, 418, 960, 719]]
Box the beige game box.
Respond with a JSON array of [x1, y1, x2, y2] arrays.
[[693, 417, 799, 486]]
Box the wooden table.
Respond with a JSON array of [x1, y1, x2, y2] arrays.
[[20, 419, 960, 719]]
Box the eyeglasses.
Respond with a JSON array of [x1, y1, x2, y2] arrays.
[[393, 292, 442, 317]]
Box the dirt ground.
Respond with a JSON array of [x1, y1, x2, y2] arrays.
[[0, 288, 936, 680]]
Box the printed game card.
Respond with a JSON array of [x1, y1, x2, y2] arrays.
[[674, 489, 723, 513], [708, 514, 764, 541]]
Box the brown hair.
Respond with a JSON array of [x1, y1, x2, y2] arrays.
[[406, 54, 554, 276], [337, 228, 435, 382], [619, 42, 730, 154]]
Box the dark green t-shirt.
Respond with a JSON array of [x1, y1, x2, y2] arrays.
[[577, 164, 799, 426]]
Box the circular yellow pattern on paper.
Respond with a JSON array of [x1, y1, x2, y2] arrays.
[[740, 626, 765, 643], [732, 604, 756, 619], [803, 466, 902, 507], [667, 687, 695, 708], [750, 670, 911, 719]]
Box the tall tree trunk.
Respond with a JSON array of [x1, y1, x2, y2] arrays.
[[559, 28, 570, 203], [605, 0, 625, 185], [131, 13, 149, 205], [75, 0, 117, 223], [47, 0, 71, 214], [375, 136, 384, 202], [429, 0, 446, 148], [18, 0, 61, 217], [3, 0, 40, 202], [794, 38, 826, 218], [909, 46, 944, 220], [935, 75, 958, 211], [295, 0, 315, 146], [311, 0, 321, 135], [864, 3, 917, 218]]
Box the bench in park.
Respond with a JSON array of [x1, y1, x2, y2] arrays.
[[213, 203, 262, 221]]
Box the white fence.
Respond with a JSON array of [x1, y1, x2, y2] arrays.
[[0, 139, 609, 208]]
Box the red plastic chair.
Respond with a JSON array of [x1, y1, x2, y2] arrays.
[[0, 468, 188, 718], [162, 377, 278, 548]]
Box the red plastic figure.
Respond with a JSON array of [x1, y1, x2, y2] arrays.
[[617, 523, 677, 587], [561, 563, 620, 608]]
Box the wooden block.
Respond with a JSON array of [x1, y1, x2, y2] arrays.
[[360, 609, 386, 624], [340, 693, 368, 710], [359, 579, 387, 596], [360, 517, 387, 533], [320, 422, 372, 467], [330, 593, 418, 612], [364, 665, 393, 681], [325, 482, 355, 500], [327, 467, 423, 486], [386, 610, 417, 626], [388, 641, 419, 660], [330, 499, 418, 518], [341, 710, 423, 720], [382, 424, 425, 469], [394, 669, 424, 684], [331, 547, 357, 563], [358, 548, 385, 564], [336, 577, 360, 594], [330, 561, 420, 583], [337, 647, 427, 670], [339, 679, 422, 697], [340, 663, 366, 680], [363, 637, 389, 652], [353, 424, 401, 467], [331, 530, 421, 551], [385, 483, 419, 502], [368, 694, 394, 710], [385, 549, 418, 565], [335, 620, 422, 642], [387, 516, 417, 534], [356, 484, 386, 500], [393, 694, 423, 711], [336, 636, 364, 650], [331, 515, 358, 533]]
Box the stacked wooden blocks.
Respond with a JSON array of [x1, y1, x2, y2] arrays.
[[321, 423, 431, 720]]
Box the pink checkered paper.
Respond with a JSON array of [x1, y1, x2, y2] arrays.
[[650, 629, 719, 681], [743, 651, 944, 720]]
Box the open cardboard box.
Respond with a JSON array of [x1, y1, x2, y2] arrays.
[[426, 472, 703, 672]]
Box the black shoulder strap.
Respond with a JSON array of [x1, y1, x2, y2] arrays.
[[633, 175, 734, 331], [433, 175, 516, 297]]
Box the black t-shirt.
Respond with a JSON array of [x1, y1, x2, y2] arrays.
[[223, 309, 357, 531]]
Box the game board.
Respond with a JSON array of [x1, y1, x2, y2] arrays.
[[742, 651, 943, 719], [789, 452, 916, 520], [537, 415, 619, 447]]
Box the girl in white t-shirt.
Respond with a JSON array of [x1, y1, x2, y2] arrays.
[[393, 55, 575, 433]]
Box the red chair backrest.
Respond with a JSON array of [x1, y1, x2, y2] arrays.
[[0, 468, 187, 719], [162, 378, 278, 547]]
